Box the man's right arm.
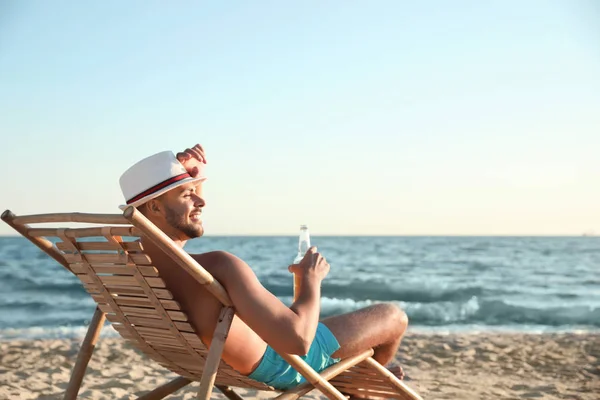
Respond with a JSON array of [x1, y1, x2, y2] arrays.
[[194, 248, 329, 355]]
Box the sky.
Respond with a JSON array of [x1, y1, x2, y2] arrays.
[[0, 1, 599, 235]]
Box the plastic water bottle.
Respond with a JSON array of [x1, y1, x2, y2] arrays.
[[292, 225, 310, 301]]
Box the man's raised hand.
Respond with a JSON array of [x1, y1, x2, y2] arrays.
[[176, 144, 206, 178]]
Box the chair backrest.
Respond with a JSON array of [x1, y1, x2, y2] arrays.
[[1, 210, 271, 390]]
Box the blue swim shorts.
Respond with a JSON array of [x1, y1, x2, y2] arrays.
[[248, 322, 341, 390]]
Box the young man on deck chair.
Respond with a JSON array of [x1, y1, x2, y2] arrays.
[[118, 144, 409, 391]]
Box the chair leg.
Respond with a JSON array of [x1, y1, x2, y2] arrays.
[[63, 307, 106, 400], [137, 377, 193, 400], [216, 385, 245, 400], [197, 307, 235, 400]]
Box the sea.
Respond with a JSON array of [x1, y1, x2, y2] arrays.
[[0, 235, 598, 340]]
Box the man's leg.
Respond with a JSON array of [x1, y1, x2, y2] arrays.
[[321, 303, 408, 371]]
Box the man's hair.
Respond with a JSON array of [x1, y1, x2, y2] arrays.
[[136, 202, 150, 217]]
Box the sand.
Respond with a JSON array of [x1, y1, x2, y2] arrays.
[[1, 332, 598, 400]]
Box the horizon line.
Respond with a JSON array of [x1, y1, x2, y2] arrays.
[[0, 233, 596, 238]]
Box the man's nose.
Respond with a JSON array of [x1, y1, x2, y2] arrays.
[[192, 193, 205, 207]]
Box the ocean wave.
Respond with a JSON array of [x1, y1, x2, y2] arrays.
[[471, 300, 600, 327], [1, 296, 598, 340], [0, 325, 119, 341], [1, 235, 598, 337], [0, 273, 86, 294], [323, 281, 485, 303], [318, 296, 600, 328], [265, 281, 486, 303]]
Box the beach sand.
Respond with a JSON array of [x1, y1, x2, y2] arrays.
[[1, 332, 598, 400]]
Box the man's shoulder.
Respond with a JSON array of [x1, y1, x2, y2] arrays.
[[190, 250, 242, 265], [189, 250, 252, 281]]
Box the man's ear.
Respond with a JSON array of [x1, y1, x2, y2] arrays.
[[146, 199, 162, 215]]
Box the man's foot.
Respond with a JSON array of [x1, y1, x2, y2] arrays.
[[387, 364, 405, 380]]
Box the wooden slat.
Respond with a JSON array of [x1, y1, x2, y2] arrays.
[[77, 274, 95, 284], [111, 325, 135, 339], [165, 310, 187, 321], [106, 286, 175, 300], [84, 275, 165, 288], [152, 343, 190, 354], [180, 337, 205, 349], [64, 253, 152, 265], [161, 363, 190, 373], [330, 376, 394, 391], [142, 334, 186, 347], [90, 294, 181, 311], [333, 374, 385, 386], [121, 305, 186, 322], [181, 332, 206, 347], [83, 283, 101, 294], [124, 316, 194, 332], [173, 321, 194, 332], [105, 314, 122, 324], [336, 369, 379, 379], [330, 378, 395, 392], [108, 314, 193, 333], [137, 266, 159, 276], [172, 360, 236, 379], [161, 351, 204, 365], [115, 305, 158, 316], [56, 241, 143, 252], [97, 303, 114, 314], [63, 253, 112, 263], [117, 296, 179, 311], [362, 357, 423, 400], [134, 326, 177, 338], [346, 366, 380, 376], [96, 275, 138, 286], [141, 333, 183, 344], [168, 360, 205, 373], [152, 288, 174, 299], [70, 265, 158, 276], [111, 324, 136, 338], [27, 226, 140, 238], [72, 265, 133, 275], [337, 387, 403, 399], [11, 212, 129, 225], [144, 277, 166, 288], [215, 377, 266, 390], [106, 286, 145, 296]]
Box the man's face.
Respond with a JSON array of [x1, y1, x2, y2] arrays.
[[151, 182, 206, 240]]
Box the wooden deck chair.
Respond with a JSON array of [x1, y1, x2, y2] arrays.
[[2, 207, 423, 400]]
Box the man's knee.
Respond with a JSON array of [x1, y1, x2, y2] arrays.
[[378, 303, 408, 331]]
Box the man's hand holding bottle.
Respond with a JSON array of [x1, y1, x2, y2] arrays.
[[288, 246, 330, 289]]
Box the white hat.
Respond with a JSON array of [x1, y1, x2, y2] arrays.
[[119, 151, 206, 210]]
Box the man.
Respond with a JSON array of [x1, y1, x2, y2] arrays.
[[118, 145, 408, 390]]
